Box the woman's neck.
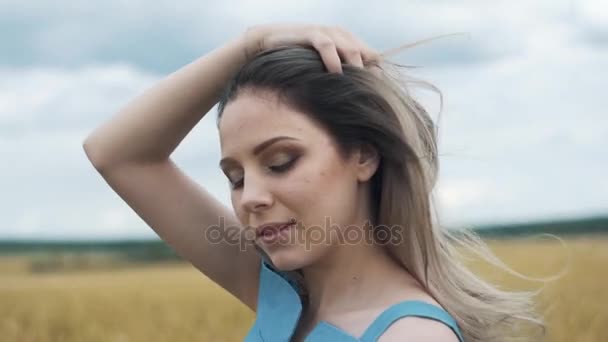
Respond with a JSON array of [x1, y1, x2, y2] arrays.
[[300, 228, 415, 319]]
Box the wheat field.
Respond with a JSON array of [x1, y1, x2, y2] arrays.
[[0, 236, 606, 342]]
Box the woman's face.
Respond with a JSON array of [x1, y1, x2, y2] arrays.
[[218, 91, 372, 271]]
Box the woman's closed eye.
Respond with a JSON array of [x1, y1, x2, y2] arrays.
[[269, 156, 298, 173], [229, 156, 300, 190]]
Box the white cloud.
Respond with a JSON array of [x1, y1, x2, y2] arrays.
[[0, 64, 157, 132], [436, 179, 493, 209], [0, 0, 585, 71], [578, 0, 608, 29], [1, 0, 606, 239], [0, 64, 230, 239]]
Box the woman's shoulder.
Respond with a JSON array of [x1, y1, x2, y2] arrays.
[[358, 276, 463, 342], [377, 314, 462, 342], [359, 298, 463, 342]]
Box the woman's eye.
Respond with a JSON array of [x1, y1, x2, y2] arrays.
[[230, 157, 299, 190], [269, 157, 297, 173], [227, 172, 244, 190], [231, 179, 243, 190]]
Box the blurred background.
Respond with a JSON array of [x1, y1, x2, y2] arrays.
[[1, 0, 606, 341]]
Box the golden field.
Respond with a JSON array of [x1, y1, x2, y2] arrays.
[[0, 236, 606, 342]]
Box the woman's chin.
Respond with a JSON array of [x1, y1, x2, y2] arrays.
[[267, 250, 308, 272]]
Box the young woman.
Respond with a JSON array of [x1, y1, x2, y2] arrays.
[[83, 23, 545, 341]]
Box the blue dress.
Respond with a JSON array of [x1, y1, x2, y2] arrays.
[[243, 260, 465, 342]]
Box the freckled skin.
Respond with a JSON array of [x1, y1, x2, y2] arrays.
[[218, 91, 370, 271]]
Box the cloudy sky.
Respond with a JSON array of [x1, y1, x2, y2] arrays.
[[1, 0, 606, 240]]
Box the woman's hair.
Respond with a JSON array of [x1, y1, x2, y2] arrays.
[[215, 40, 548, 342]]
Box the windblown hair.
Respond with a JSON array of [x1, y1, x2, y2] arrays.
[[215, 41, 548, 342]]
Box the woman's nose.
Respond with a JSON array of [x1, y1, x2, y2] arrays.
[[240, 175, 273, 213]]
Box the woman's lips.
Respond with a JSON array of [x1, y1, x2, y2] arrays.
[[258, 222, 295, 244]]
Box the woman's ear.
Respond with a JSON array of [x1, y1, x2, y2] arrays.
[[354, 143, 380, 182]]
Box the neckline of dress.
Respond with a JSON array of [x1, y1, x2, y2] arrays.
[[261, 260, 450, 341]]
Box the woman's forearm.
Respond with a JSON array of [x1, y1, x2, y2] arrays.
[[83, 35, 249, 169]]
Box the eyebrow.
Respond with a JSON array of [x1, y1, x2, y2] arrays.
[[219, 136, 299, 169]]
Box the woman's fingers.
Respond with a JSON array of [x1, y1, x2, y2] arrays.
[[311, 32, 343, 74], [242, 24, 379, 74], [338, 27, 382, 66], [338, 43, 365, 69], [333, 27, 368, 68], [324, 26, 379, 73]]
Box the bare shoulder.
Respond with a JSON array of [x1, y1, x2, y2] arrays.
[[377, 316, 460, 342]]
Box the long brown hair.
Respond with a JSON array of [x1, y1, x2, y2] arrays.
[[216, 42, 547, 342]]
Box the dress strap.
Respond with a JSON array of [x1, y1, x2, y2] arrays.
[[359, 300, 464, 342]]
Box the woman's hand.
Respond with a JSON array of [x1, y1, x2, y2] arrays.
[[241, 23, 381, 74]]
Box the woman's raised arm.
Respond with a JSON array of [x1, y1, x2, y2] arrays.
[[82, 34, 262, 310], [82, 24, 378, 311]]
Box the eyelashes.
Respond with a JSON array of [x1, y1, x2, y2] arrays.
[[229, 156, 300, 190], [269, 157, 297, 173]]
